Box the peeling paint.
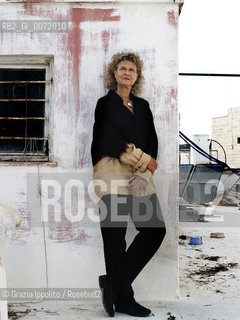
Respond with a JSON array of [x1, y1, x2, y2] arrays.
[[167, 10, 178, 28], [48, 216, 90, 245], [165, 87, 178, 109], [9, 206, 30, 246], [66, 8, 120, 169], [67, 8, 120, 122], [22, 3, 66, 19], [101, 30, 110, 54]]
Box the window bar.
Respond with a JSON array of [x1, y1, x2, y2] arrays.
[[0, 137, 48, 140], [0, 99, 46, 101], [0, 153, 47, 156], [0, 117, 47, 120], [0, 81, 51, 83]]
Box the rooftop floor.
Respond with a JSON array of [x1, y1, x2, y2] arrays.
[[8, 298, 240, 320], [8, 205, 240, 320]]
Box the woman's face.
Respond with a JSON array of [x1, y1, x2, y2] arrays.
[[114, 60, 138, 89]]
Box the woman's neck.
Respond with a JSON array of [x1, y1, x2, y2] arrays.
[[116, 86, 131, 100]]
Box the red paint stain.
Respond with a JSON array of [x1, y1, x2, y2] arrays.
[[100, 28, 120, 85], [67, 8, 120, 169], [167, 10, 177, 28], [165, 87, 177, 109], [101, 30, 110, 54], [12, 6, 120, 170], [67, 8, 120, 122], [159, 87, 178, 123], [73, 229, 90, 245], [49, 215, 90, 245], [22, 3, 66, 20]]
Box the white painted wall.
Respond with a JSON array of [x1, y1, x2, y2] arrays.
[[0, 1, 180, 301]]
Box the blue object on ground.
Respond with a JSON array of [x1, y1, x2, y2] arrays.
[[189, 236, 203, 245]]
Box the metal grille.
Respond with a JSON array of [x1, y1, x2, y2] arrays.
[[0, 68, 49, 161]]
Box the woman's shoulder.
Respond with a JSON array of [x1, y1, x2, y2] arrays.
[[94, 92, 113, 117], [95, 90, 122, 113], [95, 92, 110, 109], [134, 96, 149, 105], [130, 91, 148, 104], [96, 90, 115, 105], [132, 94, 150, 113], [96, 94, 108, 104]]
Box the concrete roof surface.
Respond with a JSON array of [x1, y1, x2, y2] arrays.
[[8, 298, 239, 319], [8, 206, 240, 320]]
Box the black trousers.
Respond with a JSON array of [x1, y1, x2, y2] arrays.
[[98, 193, 166, 298]]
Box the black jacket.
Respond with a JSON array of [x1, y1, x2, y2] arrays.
[[91, 90, 158, 166]]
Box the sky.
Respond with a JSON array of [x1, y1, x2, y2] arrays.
[[179, 0, 240, 139]]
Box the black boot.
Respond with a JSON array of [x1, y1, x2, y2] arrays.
[[99, 275, 115, 317], [115, 290, 152, 317]]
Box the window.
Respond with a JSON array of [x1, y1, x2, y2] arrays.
[[237, 137, 240, 144], [0, 56, 53, 162]]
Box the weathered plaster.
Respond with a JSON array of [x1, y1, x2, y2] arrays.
[[0, 1, 179, 300]]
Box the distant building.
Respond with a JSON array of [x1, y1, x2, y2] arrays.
[[212, 107, 240, 168]]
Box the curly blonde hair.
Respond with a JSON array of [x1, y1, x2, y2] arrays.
[[104, 51, 144, 95]]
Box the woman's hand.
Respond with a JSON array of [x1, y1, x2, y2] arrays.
[[147, 157, 158, 174], [128, 175, 147, 192]]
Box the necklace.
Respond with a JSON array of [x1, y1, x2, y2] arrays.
[[123, 98, 133, 109]]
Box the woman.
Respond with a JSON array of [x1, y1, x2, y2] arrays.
[[91, 51, 166, 317]]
